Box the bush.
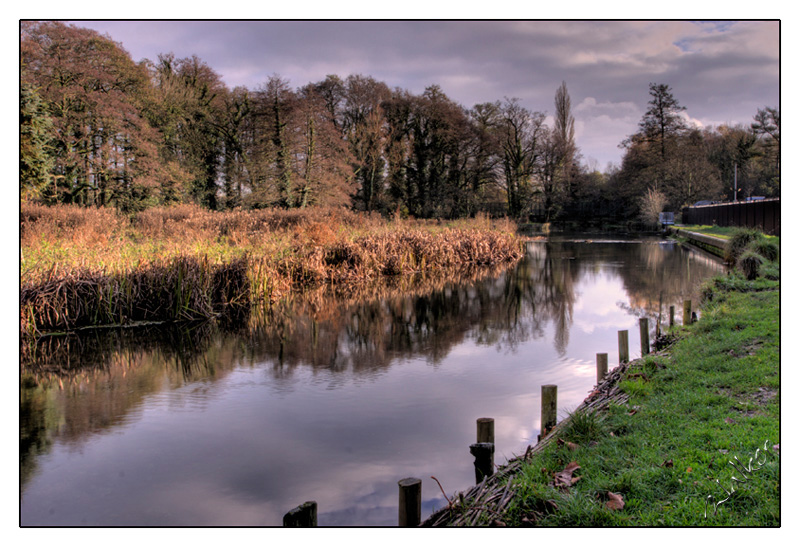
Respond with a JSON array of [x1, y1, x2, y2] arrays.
[[738, 250, 764, 281], [747, 238, 779, 262], [724, 228, 764, 265]]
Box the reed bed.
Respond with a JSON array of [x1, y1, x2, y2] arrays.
[[21, 203, 523, 336]]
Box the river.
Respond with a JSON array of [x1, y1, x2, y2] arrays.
[[20, 235, 723, 526]]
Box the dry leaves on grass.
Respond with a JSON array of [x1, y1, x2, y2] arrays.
[[606, 492, 625, 511], [556, 438, 579, 451], [551, 461, 581, 489]]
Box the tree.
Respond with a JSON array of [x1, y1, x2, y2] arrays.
[[293, 84, 355, 207], [638, 187, 667, 228], [313, 74, 346, 131], [751, 106, 780, 194], [613, 83, 692, 218], [638, 83, 687, 163], [707, 124, 757, 202], [341, 75, 391, 212], [663, 129, 722, 208], [498, 98, 546, 218], [553, 82, 577, 196], [21, 21, 165, 210], [219, 86, 251, 208], [20, 82, 54, 201]]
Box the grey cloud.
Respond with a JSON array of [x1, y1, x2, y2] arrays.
[[68, 20, 779, 168]]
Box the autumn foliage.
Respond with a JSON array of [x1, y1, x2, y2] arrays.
[[20, 203, 522, 335]]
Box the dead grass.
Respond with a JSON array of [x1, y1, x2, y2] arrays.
[[20, 203, 523, 335]]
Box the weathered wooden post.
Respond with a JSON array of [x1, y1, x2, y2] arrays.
[[669, 305, 675, 328], [683, 300, 692, 325], [283, 501, 317, 527], [398, 478, 422, 526], [618, 330, 629, 364], [469, 443, 494, 484], [639, 317, 650, 356], [540, 384, 558, 439], [477, 417, 494, 444], [596, 353, 608, 384]]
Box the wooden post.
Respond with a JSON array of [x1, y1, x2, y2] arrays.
[[398, 478, 422, 526], [540, 384, 558, 439], [283, 501, 317, 527], [683, 300, 692, 326], [596, 353, 608, 384], [669, 305, 675, 328], [618, 330, 629, 364], [639, 317, 650, 356], [469, 443, 494, 484], [477, 417, 494, 444]]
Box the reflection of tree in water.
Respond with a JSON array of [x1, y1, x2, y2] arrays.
[[19, 322, 234, 488], [246, 248, 582, 371], [614, 241, 723, 329], [20, 239, 721, 488]]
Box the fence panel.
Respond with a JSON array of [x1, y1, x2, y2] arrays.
[[681, 199, 779, 235]]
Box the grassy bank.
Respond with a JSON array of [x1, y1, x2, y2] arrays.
[[426, 262, 779, 526], [677, 224, 780, 243], [507, 288, 778, 526], [20, 204, 524, 336]]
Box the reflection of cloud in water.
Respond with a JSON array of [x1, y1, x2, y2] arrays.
[[21, 237, 725, 526]]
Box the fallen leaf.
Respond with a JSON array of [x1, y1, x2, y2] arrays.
[[686, 467, 693, 473], [557, 438, 579, 451], [551, 461, 581, 489], [661, 459, 674, 468], [628, 409, 638, 416], [725, 417, 736, 424], [606, 492, 625, 511]]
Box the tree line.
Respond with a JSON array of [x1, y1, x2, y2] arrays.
[[20, 21, 779, 221]]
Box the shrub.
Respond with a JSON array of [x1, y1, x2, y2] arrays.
[[746, 238, 779, 262], [738, 250, 764, 281], [723, 228, 764, 265]]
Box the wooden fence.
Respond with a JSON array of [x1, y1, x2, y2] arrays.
[[681, 199, 780, 235]]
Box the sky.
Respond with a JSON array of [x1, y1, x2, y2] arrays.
[[64, 19, 780, 171]]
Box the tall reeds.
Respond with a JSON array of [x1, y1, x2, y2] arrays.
[[21, 203, 523, 336]]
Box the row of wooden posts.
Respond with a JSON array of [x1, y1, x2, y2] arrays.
[[283, 301, 696, 527]]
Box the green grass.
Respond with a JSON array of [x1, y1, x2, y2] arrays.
[[503, 275, 779, 526], [680, 224, 779, 244]]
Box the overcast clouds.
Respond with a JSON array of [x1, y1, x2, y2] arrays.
[[67, 20, 779, 170]]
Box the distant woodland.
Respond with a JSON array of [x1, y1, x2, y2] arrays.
[[20, 21, 780, 222]]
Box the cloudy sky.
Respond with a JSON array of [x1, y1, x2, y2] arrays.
[[60, 20, 778, 170]]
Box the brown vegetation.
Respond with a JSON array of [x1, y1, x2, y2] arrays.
[[21, 204, 522, 336]]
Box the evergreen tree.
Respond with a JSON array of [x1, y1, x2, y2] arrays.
[[20, 82, 54, 201]]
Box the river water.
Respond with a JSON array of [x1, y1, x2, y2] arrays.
[[20, 235, 723, 526]]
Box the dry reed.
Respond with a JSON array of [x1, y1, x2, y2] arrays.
[[21, 203, 523, 336]]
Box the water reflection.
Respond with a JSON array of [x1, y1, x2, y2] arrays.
[[20, 237, 722, 526]]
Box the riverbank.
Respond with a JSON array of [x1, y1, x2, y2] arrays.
[[20, 204, 523, 337], [424, 268, 779, 526], [669, 225, 780, 261]]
